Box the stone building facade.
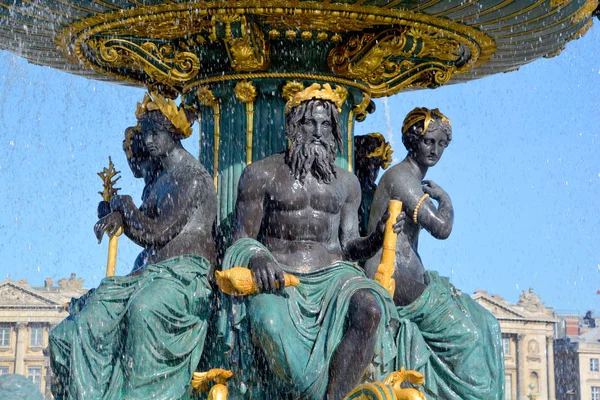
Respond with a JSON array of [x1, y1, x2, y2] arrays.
[[0, 275, 87, 399], [474, 287, 558, 400], [554, 312, 600, 400]]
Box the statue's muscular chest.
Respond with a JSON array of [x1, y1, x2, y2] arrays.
[[264, 170, 346, 215]]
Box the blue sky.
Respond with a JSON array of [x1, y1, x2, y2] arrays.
[[0, 24, 598, 313]]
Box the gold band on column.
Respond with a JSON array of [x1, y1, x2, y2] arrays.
[[197, 86, 221, 193], [347, 110, 354, 172], [234, 81, 258, 165]]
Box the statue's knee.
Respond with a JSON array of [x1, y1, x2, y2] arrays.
[[251, 308, 279, 337], [350, 291, 382, 334]]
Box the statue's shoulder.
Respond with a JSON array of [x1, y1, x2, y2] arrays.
[[175, 154, 212, 183], [335, 166, 361, 193], [243, 153, 285, 178], [379, 162, 412, 184], [239, 153, 286, 192], [377, 162, 418, 198]]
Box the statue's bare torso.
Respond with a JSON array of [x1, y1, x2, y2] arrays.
[[236, 153, 361, 269], [140, 155, 216, 266]]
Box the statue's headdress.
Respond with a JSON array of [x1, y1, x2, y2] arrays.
[[366, 133, 393, 169], [401, 107, 450, 137], [135, 92, 192, 139], [284, 83, 345, 114]]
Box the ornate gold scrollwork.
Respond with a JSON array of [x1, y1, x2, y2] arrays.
[[197, 85, 220, 193], [89, 38, 200, 89], [234, 81, 258, 165], [214, 15, 270, 72], [258, 11, 375, 33], [353, 92, 372, 122], [282, 80, 305, 101], [102, 17, 212, 40], [329, 27, 465, 97]]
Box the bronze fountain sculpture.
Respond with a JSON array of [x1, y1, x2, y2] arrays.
[[1, 0, 598, 399]]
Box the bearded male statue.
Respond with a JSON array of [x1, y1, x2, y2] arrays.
[[365, 107, 505, 400], [217, 83, 402, 400]]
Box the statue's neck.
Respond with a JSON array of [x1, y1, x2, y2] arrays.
[[406, 155, 428, 180], [160, 145, 185, 170]]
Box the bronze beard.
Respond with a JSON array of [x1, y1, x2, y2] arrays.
[[285, 99, 342, 184]]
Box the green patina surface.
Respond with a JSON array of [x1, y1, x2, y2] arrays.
[[203, 238, 504, 400], [49, 255, 212, 400]]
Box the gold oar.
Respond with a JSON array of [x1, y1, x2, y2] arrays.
[[97, 157, 122, 277], [374, 199, 402, 297]]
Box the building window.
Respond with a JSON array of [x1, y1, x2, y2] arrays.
[[0, 366, 8, 375], [592, 387, 600, 400], [27, 366, 42, 389], [502, 337, 511, 356], [505, 374, 512, 400], [0, 326, 9, 346], [592, 358, 599, 372], [29, 325, 43, 347]]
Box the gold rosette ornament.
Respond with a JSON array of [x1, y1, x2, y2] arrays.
[[216, 266, 300, 296]]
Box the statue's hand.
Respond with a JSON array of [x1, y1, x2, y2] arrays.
[[97, 201, 111, 219], [109, 194, 134, 212], [94, 212, 123, 244], [375, 210, 390, 236], [249, 252, 286, 293], [392, 211, 406, 234], [375, 210, 406, 236], [422, 180, 448, 200]]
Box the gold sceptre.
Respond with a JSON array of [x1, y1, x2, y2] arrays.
[[97, 157, 122, 277], [215, 266, 300, 296], [374, 200, 402, 297]]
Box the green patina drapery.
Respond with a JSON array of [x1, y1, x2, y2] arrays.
[[395, 271, 505, 399], [212, 238, 398, 399], [210, 238, 504, 400], [49, 255, 212, 400]]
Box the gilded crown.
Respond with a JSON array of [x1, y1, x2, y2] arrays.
[[135, 92, 192, 139], [366, 133, 394, 169], [284, 83, 345, 114], [401, 107, 450, 137]]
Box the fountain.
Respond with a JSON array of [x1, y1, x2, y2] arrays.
[[1, 0, 598, 399]]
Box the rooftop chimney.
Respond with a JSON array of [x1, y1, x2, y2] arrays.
[[45, 278, 53, 289], [17, 279, 28, 286]]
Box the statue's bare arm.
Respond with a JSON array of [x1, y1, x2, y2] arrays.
[[341, 174, 403, 261], [389, 174, 454, 240], [233, 164, 266, 241], [233, 164, 286, 292], [94, 179, 202, 247], [417, 180, 454, 239]]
